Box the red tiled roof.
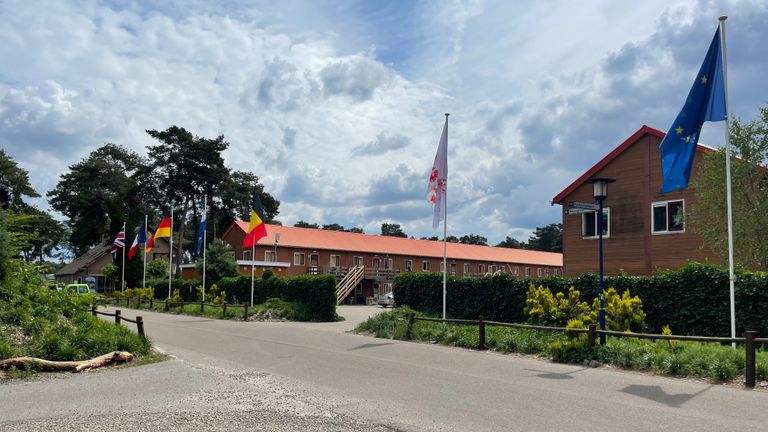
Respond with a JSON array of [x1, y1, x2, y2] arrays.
[[230, 221, 562, 267], [551, 125, 715, 204]]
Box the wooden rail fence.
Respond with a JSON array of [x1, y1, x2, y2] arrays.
[[407, 313, 767, 389], [90, 305, 144, 337], [98, 297, 250, 321]]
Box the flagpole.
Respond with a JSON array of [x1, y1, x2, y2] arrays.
[[442, 113, 449, 320], [202, 195, 207, 303], [143, 215, 147, 289], [121, 222, 126, 292], [250, 243, 255, 307], [718, 16, 737, 345], [168, 207, 174, 300]]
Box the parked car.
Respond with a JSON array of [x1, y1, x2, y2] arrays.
[[64, 283, 91, 294], [377, 292, 394, 308]]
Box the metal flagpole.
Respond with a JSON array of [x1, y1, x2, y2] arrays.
[[442, 113, 449, 320], [250, 243, 256, 307], [121, 222, 126, 292], [168, 207, 173, 300], [202, 195, 207, 303], [719, 16, 737, 345], [143, 215, 147, 289]]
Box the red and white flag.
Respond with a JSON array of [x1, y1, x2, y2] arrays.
[[427, 116, 448, 228]]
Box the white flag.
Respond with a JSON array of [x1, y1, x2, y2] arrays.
[[427, 116, 448, 228]]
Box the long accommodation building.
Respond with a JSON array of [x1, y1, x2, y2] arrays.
[[182, 222, 563, 304]]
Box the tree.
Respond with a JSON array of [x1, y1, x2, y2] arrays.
[[322, 223, 344, 231], [16, 204, 66, 264], [420, 236, 439, 241], [346, 227, 364, 233], [496, 236, 527, 249], [294, 220, 319, 229], [526, 223, 563, 252], [146, 259, 169, 279], [214, 171, 280, 240], [102, 263, 119, 293], [0, 149, 39, 210], [196, 238, 237, 284], [48, 144, 148, 256], [691, 106, 768, 269], [381, 223, 407, 238], [459, 234, 487, 245]]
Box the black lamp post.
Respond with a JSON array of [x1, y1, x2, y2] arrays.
[[588, 177, 615, 345]]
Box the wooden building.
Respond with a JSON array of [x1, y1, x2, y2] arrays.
[[182, 221, 563, 305], [551, 125, 720, 276]]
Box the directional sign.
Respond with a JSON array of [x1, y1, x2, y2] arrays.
[[564, 208, 594, 215], [568, 200, 600, 211]]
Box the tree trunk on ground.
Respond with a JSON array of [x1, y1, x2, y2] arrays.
[[0, 351, 134, 372]]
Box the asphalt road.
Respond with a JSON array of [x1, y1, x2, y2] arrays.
[[2, 305, 767, 431]]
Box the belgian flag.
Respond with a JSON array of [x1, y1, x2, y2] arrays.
[[243, 191, 268, 248]]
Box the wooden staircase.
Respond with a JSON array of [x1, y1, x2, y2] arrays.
[[335, 265, 364, 305]]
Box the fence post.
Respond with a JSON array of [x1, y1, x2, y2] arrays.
[[150, 298, 153, 309], [201, 300, 205, 314], [478, 315, 486, 350], [745, 331, 756, 389], [243, 302, 248, 321], [222, 303, 227, 318], [164, 299, 169, 312], [91, 304, 97, 317], [136, 316, 145, 337], [115, 309, 121, 325], [587, 324, 596, 349], [405, 313, 415, 340]]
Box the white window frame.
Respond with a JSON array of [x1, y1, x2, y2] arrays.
[[243, 250, 251, 260], [582, 208, 610, 239], [422, 260, 430, 271], [525, 267, 531, 277], [450, 263, 457, 274], [293, 253, 305, 266], [353, 256, 363, 267], [440, 261, 445, 272], [490, 264, 497, 273], [513, 266, 519, 277], [537, 268, 543, 277], [463, 263, 470, 274], [478, 264, 486, 274], [329, 254, 340, 267], [264, 250, 275, 262], [652, 199, 686, 234], [404, 259, 413, 271]]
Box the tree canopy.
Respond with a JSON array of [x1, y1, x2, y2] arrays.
[[0, 149, 40, 210], [381, 223, 407, 238]]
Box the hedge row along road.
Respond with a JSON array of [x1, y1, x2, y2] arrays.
[[2, 306, 766, 432]]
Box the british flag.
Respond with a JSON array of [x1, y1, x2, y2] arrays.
[[111, 225, 126, 260]]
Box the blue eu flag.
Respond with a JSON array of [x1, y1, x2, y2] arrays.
[[659, 28, 726, 193]]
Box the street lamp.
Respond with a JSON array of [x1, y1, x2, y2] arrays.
[[587, 177, 615, 345]]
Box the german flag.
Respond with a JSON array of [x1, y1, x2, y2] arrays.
[[146, 217, 171, 252], [243, 191, 268, 248]]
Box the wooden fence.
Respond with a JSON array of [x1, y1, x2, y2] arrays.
[[406, 313, 768, 389], [98, 297, 250, 321], [90, 305, 145, 337]]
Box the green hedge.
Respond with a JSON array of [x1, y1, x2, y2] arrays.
[[393, 263, 768, 337], [145, 279, 200, 301]]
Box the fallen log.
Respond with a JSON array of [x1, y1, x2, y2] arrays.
[[0, 351, 134, 372]]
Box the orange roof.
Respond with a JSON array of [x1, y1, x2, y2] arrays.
[[231, 221, 562, 267]]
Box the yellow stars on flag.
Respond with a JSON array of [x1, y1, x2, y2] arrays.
[[701, 75, 708, 85], [675, 126, 684, 135], [684, 135, 692, 143]]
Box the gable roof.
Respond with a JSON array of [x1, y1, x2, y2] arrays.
[[56, 240, 111, 276], [551, 125, 715, 204], [226, 221, 562, 267]]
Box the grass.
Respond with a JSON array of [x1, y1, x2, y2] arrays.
[[355, 308, 768, 384]]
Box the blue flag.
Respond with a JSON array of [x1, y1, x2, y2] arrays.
[[196, 211, 207, 255], [659, 27, 726, 193]]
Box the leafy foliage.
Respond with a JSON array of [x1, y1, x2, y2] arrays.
[[146, 259, 168, 279], [196, 238, 237, 284], [380, 223, 407, 238]]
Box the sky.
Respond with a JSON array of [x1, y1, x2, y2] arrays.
[[2, 0, 767, 245]]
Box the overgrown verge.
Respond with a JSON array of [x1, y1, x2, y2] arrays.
[[355, 308, 768, 383], [0, 211, 152, 379]]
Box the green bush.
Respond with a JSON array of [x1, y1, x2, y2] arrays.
[[282, 275, 336, 322], [393, 263, 768, 336]]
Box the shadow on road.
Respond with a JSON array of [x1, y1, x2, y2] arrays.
[[621, 384, 713, 408], [347, 342, 396, 351], [524, 367, 588, 380]]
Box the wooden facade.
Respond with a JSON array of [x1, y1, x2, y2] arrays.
[[182, 222, 563, 305], [552, 125, 721, 276]]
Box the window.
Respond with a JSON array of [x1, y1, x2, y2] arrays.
[[537, 268, 543, 277], [513, 266, 519, 277], [450, 263, 456, 274], [525, 267, 531, 277], [554, 268, 562, 276], [652, 200, 685, 233], [582, 208, 610, 238], [264, 250, 275, 262], [372, 257, 380, 269], [384, 257, 392, 269], [405, 260, 413, 271], [330, 254, 340, 267], [293, 253, 305, 266], [422, 260, 430, 271], [440, 261, 445, 272], [490, 265, 497, 273], [478, 264, 486, 274], [545, 268, 550, 276], [243, 250, 251, 260], [353, 256, 363, 267], [463, 263, 470, 274]]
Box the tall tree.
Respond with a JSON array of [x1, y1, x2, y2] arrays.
[[294, 220, 319, 229], [48, 144, 147, 255], [346, 227, 364, 233], [381, 223, 407, 238], [459, 234, 487, 245], [213, 171, 279, 244], [322, 223, 344, 231], [690, 105, 768, 269], [0, 149, 39, 210], [196, 238, 237, 285], [16, 204, 67, 264], [526, 223, 563, 252], [496, 236, 527, 249]]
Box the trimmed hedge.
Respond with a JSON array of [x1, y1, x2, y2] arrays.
[[393, 263, 768, 337], [145, 279, 200, 301]]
